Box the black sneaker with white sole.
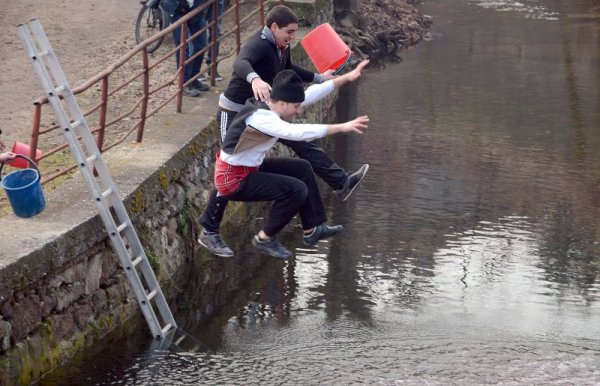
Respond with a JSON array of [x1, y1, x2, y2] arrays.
[[303, 224, 343, 246], [334, 164, 369, 201], [251, 235, 292, 260]]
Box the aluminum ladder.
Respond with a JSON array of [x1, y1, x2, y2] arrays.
[[17, 19, 177, 339]]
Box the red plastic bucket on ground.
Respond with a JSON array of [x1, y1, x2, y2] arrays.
[[10, 142, 42, 169], [301, 23, 351, 73]]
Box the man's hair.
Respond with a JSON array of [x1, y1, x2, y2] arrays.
[[265, 5, 298, 28], [271, 70, 305, 103]]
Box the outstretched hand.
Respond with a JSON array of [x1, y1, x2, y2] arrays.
[[344, 115, 369, 134], [346, 59, 370, 82]]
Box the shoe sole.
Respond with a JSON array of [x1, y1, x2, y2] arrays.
[[198, 238, 234, 257], [342, 164, 369, 202]]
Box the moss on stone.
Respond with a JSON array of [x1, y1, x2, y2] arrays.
[[130, 189, 146, 214], [158, 169, 170, 190]]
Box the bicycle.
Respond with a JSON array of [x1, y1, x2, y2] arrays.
[[135, 0, 169, 53]]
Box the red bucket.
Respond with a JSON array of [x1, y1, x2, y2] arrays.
[[10, 142, 42, 169], [301, 23, 352, 74]]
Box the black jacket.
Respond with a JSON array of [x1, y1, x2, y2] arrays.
[[223, 28, 315, 105]]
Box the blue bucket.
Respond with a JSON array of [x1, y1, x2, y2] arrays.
[[0, 155, 46, 218]]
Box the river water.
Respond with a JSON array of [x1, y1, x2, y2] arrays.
[[39, 0, 600, 384]]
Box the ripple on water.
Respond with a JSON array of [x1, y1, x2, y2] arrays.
[[468, 0, 560, 20]]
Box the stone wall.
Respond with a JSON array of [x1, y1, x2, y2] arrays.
[[0, 2, 339, 384]]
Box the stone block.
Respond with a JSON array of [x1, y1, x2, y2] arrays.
[[85, 254, 103, 295]]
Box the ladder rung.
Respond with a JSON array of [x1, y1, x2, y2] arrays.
[[131, 256, 143, 267], [116, 223, 128, 233], [174, 334, 185, 345], [147, 289, 158, 301], [87, 154, 98, 164], [35, 49, 49, 58], [52, 85, 65, 94], [71, 120, 82, 129], [102, 188, 113, 198], [161, 323, 174, 335]]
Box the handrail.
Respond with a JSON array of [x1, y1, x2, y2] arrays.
[[27, 0, 268, 184]]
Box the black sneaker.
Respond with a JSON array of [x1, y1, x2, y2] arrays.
[[191, 79, 210, 91], [251, 235, 292, 260], [334, 164, 369, 202], [303, 224, 343, 246], [183, 85, 201, 97], [198, 231, 234, 257]]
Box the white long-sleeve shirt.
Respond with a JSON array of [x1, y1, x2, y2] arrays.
[[220, 79, 335, 167]]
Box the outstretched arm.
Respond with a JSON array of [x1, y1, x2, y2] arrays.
[[326, 115, 369, 136]]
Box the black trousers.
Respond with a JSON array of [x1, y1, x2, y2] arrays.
[[200, 108, 347, 232], [208, 158, 327, 236]]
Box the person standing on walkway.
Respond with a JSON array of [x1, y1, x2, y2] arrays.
[[162, 0, 211, 97], [206, 69, 369, 259], [198, 5, 369, 256]]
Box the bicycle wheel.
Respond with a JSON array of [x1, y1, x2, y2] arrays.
[[135, 4, 169, 53]]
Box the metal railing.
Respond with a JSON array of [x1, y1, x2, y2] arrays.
[[26, 0, 267, 184]]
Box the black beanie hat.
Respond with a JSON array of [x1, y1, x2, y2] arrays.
[[270, 70, 305, 103]]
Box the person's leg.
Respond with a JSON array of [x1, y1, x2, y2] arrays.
[[259, 157, 326, 230], [260, 157, 343, 246], [226, 163, 309, 259], [169, 12, 184, 69], [278, 138, 369, 202], [198, 188, 233, 257], [200, 188, 229, 232], [278, 139, 346, 191], [186, 2, 208, 84], [227, 162, 308, 236], [198, 107, 237, 256]]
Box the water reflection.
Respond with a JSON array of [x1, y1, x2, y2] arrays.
[[37, 0, 600, 384]]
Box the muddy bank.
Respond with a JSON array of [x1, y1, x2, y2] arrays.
[[335, 0, 433, 62]]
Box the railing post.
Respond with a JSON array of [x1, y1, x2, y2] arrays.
[[30, 104, 42, 163], [97, 76, 109, 151], [176, 22, 189, 113], [209, 0, 219, 86], [138, 49, 150, 143], [235, 0, 241, 55], [258, 0, 265, 27]]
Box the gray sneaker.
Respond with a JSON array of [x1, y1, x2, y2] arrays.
[[303, 224, 343, 246], [251, 235, 292, 260], [183, 85, 201, 97], [334, 164, 369, 201], [198, 231, 234, 257]]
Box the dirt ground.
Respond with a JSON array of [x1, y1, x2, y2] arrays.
[[0, 1, 140, 149]]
